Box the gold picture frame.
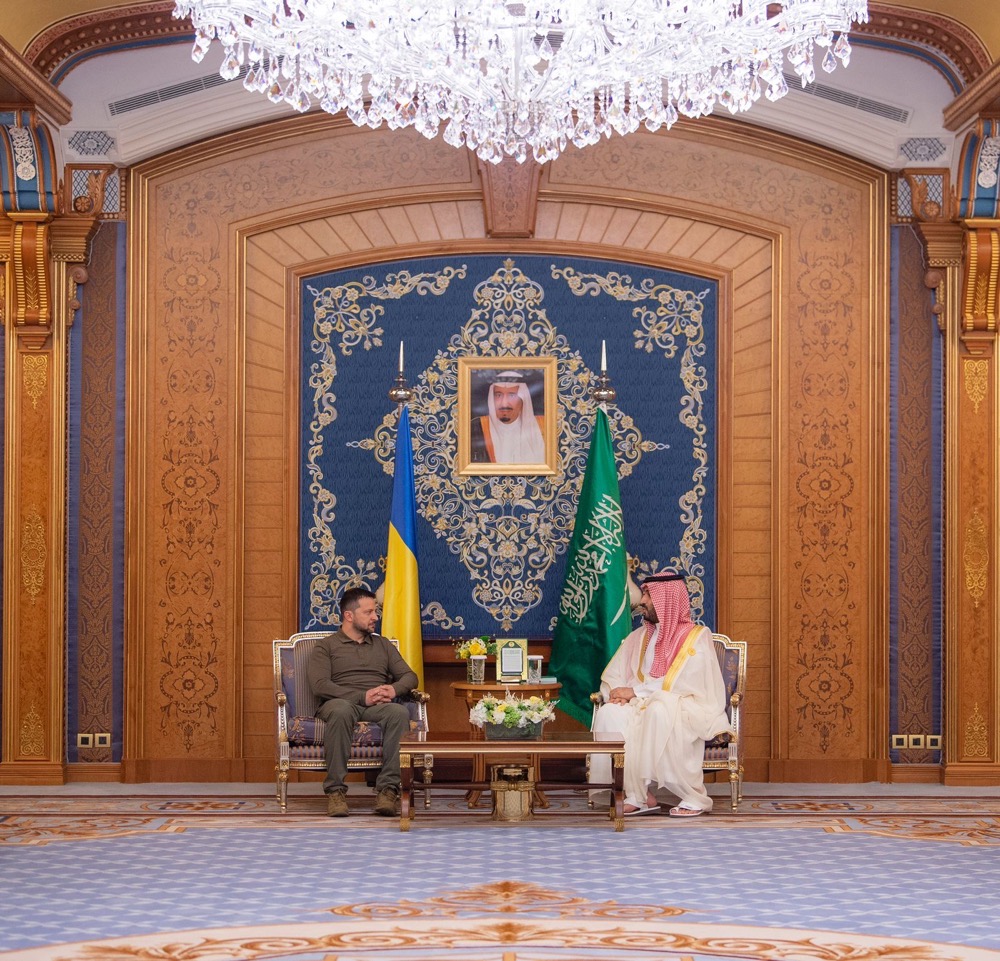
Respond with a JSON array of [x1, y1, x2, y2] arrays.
[[457, 356, 557, 475], [496, 638, 529, 683]]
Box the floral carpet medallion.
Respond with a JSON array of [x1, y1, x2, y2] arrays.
[[7, 880, 1000, 961], [2, 794, 999, 961]]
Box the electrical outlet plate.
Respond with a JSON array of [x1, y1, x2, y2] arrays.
[[890, 734, 907, 749], [926, 734, 942, 750], [76, 733, 93, 748], [908, 734, 925, 749], [94, 733, 112, 748]]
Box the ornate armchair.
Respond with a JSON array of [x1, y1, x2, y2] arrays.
[[273, 631, 430, 812], [589, 632, 747, 812], [702, 634, 746, 812]]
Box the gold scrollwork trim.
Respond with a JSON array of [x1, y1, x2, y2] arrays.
[[964, 358, 989, 414], [963, 509, 988, 609], [964, 702, 989, 758], [21, 507, 46, 599], [20, 703, 44, 757], [22, 354, 48, 410]]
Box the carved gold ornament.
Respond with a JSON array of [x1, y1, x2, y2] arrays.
[[22, 354, 48, 410], [964, 359, 989, 414], [964, 702, 989, 758], [21, 507, 46, 599], [963, 509, 988, 609], [20, 703, 44, 757]]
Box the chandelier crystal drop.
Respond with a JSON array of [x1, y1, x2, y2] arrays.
[[174, 1, 869, 165]]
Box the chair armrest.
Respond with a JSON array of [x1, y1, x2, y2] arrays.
[[589, 691, 605, 706], [407, 690, 430, 704], [730, 692, 742, 708]]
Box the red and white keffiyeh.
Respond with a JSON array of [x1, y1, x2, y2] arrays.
[[642, 574, 696, 677]]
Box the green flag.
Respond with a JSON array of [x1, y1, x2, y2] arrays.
[[550, 407, 632, 725]]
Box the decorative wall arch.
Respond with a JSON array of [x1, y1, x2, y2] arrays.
[[128, 114, 886, 782]]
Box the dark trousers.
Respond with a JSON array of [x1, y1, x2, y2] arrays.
[[316, 698, 410, 794]]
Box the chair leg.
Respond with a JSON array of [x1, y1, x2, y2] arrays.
[[277, 768, 288, 813], [729, 767, 739, 812]]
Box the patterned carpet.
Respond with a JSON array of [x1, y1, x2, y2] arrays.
[[2, 789, 999, 961]]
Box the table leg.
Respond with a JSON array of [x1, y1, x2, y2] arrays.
[[422, 753, 434, 809], [612, 751, 625, 832], [399, 751, 412, 831], [529, 753, 549, 808], [466, 751, 485, 808]]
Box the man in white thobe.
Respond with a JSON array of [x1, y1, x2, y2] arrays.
[[590, 573, 732, 817]]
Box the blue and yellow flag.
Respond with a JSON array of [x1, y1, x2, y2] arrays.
[[381, 404, 424, 687]]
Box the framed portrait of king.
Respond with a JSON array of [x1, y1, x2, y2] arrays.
[[457, 356, 557, 475]]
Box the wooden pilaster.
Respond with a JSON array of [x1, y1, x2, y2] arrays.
[[921, 219, 1000, 784], [0, 213, 94, 784]]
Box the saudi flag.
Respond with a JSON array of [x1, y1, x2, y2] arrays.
[[550, 407, 632, 725]]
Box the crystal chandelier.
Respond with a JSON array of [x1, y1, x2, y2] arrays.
[[175, 1, 869, 165]]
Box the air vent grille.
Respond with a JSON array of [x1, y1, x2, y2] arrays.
[[109, 65, 252, 116], [782, 70, 910, 124]]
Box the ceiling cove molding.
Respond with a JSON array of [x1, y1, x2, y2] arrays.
[[24, 0, 994, 96], [25, 1, 190, 84], [857, 4, 993, 88]]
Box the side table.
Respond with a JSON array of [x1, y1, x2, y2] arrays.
[[450, 680, 564, 808]]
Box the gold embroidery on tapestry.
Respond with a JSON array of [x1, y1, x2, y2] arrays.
[[21, 507, 46, 598], [963, 359, 988, 414], [963, 509, 988, 609], [23, 354, 48, 409], [964, 702, 988, 758]]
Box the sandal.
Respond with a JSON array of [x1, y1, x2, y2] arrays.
[[624, 803, 661, 816], [668, 806, 703, 818]]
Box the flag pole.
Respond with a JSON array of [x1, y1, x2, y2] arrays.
[[383, 343, 424, 687]]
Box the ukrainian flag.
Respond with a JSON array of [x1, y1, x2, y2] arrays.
[[381, 404, 424, 687]]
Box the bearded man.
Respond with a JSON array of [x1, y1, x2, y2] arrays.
[[589, 573, 732, 817], [470, 370, 546, 464]]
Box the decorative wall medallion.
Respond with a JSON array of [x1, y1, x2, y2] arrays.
[[964, 702, 989, 758], [8, 126, 37, 181], [22, 354, 48, 410], [158, 610, 221, 752], [963, 509, 988, 609], [21, 507, 46, 599], [964, 359, 988, 414], [19, 703, 44, 757]]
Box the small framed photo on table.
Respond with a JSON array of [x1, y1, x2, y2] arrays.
[[496, 638, 528, 683]]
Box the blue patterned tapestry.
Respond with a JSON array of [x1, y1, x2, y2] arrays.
[[300, 255, 717, 637]]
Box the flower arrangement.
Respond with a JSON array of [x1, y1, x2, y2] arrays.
[[454, 635, 497, 659], [469, 692, 558, 730]]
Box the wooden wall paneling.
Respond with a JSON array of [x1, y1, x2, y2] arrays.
[[130, 116, 889, 782]]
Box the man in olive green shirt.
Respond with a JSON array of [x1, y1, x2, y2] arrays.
[[307, 587, 417, 817]]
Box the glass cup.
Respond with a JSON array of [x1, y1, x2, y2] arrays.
[[469, 654, 486, 684], [527, 655, 543, 684]]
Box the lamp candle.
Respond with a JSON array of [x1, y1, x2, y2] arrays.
[[399, 340, 404, 373], [601, 339, 606, 373]]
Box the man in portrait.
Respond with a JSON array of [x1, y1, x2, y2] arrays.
[[470, 369, 546, 464]]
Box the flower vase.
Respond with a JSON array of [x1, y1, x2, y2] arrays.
[[468, 655, 486, 684], [484, 721, 543, 741]]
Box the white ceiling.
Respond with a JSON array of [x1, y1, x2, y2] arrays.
[[54, 35, 963, 172]]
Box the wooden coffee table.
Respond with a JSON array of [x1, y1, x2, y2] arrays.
[[399, 730, 626, 831]]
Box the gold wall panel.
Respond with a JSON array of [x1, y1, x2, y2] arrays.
[[130, 115, 886, 781]]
